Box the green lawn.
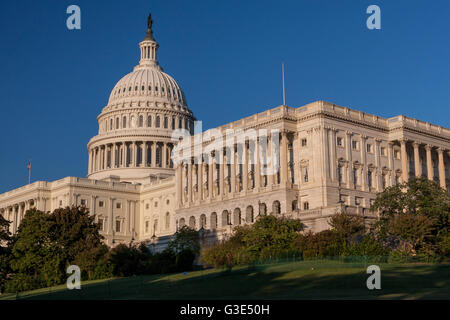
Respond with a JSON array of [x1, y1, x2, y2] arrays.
[[1, 260, 449, 300]]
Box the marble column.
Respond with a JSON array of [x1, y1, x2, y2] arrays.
[[243, 142, 249, 191], [400, 139, 409, 182], [425, 144, 433, 181], [387, 142, 395, 186], [345, 131, 353, 188], [231, 147, 236, 195], [187, 159, 193, 204], [208, 156, 213, 199], [360, 135, 367, 191], [280, 131, 288, 185], [254, 141, 260, 191], [438, 148, 446, 189], [328, 128, 336, 182], [374, 139, 382, 191], [413, 142, 421, 177], [151, 142, 157, 167], [143, 142, 148, 167]]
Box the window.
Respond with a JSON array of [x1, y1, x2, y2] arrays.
[[352, 141, 358, 150], [394, 150, 400, 159], [337, 137, 343, 146], [80, 199, 86, 206], [99, 201, 104, 207], [381, 147, 386, 156], [301, 138, 307, 147], [165, 212, 170, 229], [115, 220, 121, 232], [368, 171, 372, 189], [138, 115, 143, 127], [164, 116, 168, 129], [367, 144, 373, 153], [145, 203, 149, 210], [172, 117, 175, 129], [355, 197, 361, 206], [155, 115, 160, 127], [98, 218, 104, 231], [302, 167, 309, 182], [59, 200, 63, 206], [147, 116, 152, 127], [116, 202, 121, 209], [166, 199, 170, 205], [145, 221, 149, 233], [155, 202, 158, 208], [303, 202, 309, 210], [122, 117, 127, 128]]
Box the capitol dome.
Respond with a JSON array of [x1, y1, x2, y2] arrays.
[[86, 14, 195, 184]]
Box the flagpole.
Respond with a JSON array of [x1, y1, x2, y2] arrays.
[[28, 159, 31, 185], [282, 60, 286, 106]]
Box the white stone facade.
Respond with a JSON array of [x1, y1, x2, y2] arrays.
[[1, 17, 449, 248]]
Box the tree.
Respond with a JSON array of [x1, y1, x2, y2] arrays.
[[371, 177, 450, 259], [0, 214, 11, 293], [168, 226, 200, 255], [328, 210, 366, 241], [6, 206, 107, 292]]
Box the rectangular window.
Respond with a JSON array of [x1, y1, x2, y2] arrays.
[[80, 199, 86, 206], [337, 137, 343, 146], [303, 202, 309, 210], [99, 201, 104, 207], [394, 150, 400, 159], [367, 144, 372, 153], [352, 141, 358, 150], [98, 218, 104, 231], [301, 138, 307, 147], [381, 147, 386, 156], [355, 197, 361, 206], [116, 202, 121, 209], [145, 221, 149, 233], [115, 220, 121, 232]]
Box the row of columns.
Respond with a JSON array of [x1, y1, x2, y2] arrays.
[[89, 141, 173, 174], [176, 131, 291, 206], [402, 140, 448, 189], [1, 199, 37, 234]]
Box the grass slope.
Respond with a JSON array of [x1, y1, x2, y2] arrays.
[[1, 260, 449, 300]]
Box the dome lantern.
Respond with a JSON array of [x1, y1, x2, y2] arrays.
[[137, 13, 160, 70]]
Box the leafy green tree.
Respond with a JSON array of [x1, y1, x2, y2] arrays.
[[201, 215, 304, 267], [0, 214, 11, 293], [7, 206, 107, 292], [328, 210, 366, 241], [371, 177, 450, 259], [168, 225, 200, 255]]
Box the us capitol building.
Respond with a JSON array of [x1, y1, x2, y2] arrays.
[[1, 15, 449, 248]]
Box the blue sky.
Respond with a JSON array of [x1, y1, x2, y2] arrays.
[[0, 0, 449, 193]]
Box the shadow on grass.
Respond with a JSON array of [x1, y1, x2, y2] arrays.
[[10, 262, 450, 300]]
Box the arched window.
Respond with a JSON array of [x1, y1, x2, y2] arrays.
[[110, 119, 113, 130], [179, 218, 185, 228], [221, 210, 230, 227], [153, 219, 158, 234], [116, 117, 119, 129], [272, 200, 281, 214], [233, 208, 241, 225], [164, 116, 168, 129], [155, 115, 161, 127], [139, 115, 143, 127], [259, 203, 267, 215], [172, 117, 175, 129], [292, 200, 298, 211], [210, 212, 217, 230], [246, 206, 254, 223], [147, 115, 152, 127], [189, 216, 196, 229], [165, 212, 170, 229], [122, 116, 127, 128], [200, 214, 206, 229], [178, 117, 182, 129]]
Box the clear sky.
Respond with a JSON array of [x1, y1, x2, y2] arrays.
[[0, 0, 449, 193]]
